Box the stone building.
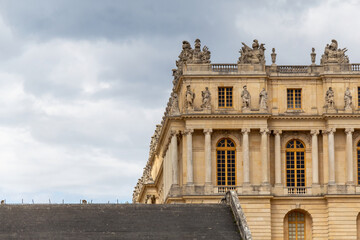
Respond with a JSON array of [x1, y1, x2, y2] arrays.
[[133, 39, 360, 240]]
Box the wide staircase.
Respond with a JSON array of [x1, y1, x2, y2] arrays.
[[0, 203, 241, 239]]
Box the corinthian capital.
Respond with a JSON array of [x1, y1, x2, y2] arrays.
[[203, 129, 213, 134], [170, 130, 179, 137], [310, 130, 319, 136], [326, 128, 336, 134], [345, 128, 354, 134], [260, 128, 270, 135], [273, 130, 282, 135], [241, 128, 250, 134], [184, 129, 194, 135]]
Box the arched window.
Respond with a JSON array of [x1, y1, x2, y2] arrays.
[[286, 139, 306, 188], [216, 138, 236, 186], [288, 211, 306, 240], [357, 141, 360, 184]]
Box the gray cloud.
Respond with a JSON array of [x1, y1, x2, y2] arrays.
[[0, 0, 357, 203]]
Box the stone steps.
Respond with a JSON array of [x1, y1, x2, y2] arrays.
[[0, 204, 240, 239]]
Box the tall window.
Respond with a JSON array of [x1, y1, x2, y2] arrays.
[[286, 140, 305, 188], [218, 87, 233, 108], [357, 141, 360, 184], [287, 89, 302, 109], [358, 87, 360, 108], [288, 211, 306, 240], [216, 138, 236, 186]]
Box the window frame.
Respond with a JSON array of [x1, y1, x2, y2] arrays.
[[286, 139, 306, 188], [218, 87, 233, 108], [216, 138, 236, 186], [358, 87, 360, 108], [357, 141, 360, 185], [287, 88, 302, 110], [288, 211, 306, 240]]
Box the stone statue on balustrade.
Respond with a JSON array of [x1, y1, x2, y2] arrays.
[[344, 87, 352, 110], [325, 87, 335, 109], [241, 85, 251, 109], [238, 39, 266, 65], [259, 88, 268, 110], [185, 85, 195, 111], [177, 39, 211, 65], [201, 87, 211, 110], [170, 92, 180, 115], [320, 39, 349, 64]]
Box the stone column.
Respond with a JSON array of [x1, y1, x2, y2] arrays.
[[170, 131, 178, 185], [242, 128, 250, 185], [204, 129, 213, 185], [311, 130, 319, 185], [345, 128, 354, 184], [260, 128, 270, 184], [185, 129, 194, 185], [327, 128, 336, 185], [274, 130, 282, 185]]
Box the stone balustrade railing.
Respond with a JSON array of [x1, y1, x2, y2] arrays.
[[352, 64, 360, 71], [216, 186, 237, 193], [204, 63, 360, 73], [277, 65, 309, 73], [225, 191, 252, 240], [287, 187, 307, 195], [211, 64, 238, 72]]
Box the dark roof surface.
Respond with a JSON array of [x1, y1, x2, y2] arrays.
[[0, 204, 239, 240]]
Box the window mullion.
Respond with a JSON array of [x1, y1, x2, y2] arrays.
[[225, 148, 228, 185]]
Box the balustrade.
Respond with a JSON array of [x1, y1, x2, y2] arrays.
[[277, 65, 309, 73], [211, 64, 238, 72]]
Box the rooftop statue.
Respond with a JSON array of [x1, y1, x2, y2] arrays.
[[178, 39, 211, 64], [173, 39, 211, 86], [320, 39, 349, 64], [239, 39, 266, 65]]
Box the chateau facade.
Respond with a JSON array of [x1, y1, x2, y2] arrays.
[[134, 39, 360, 240]]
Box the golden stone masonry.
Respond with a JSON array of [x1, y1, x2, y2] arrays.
[[134, 39, 360, 239]]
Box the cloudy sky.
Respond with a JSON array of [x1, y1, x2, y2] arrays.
[[0, 0, 358, 203]]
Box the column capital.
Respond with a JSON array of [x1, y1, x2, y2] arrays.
[[184, 129, 194, 135], [273, 130, 282, 135], [326, 128, 336, 134], [203, 128, 213, 134], [310, 129, 320, 136], [170, 130, 179, 137], [345, 128, 354, 134], [241, 128, 250, 134], [260, 128, 270, 135]]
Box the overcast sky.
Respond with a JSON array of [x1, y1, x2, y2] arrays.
[[0, 0, 358, 203]]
